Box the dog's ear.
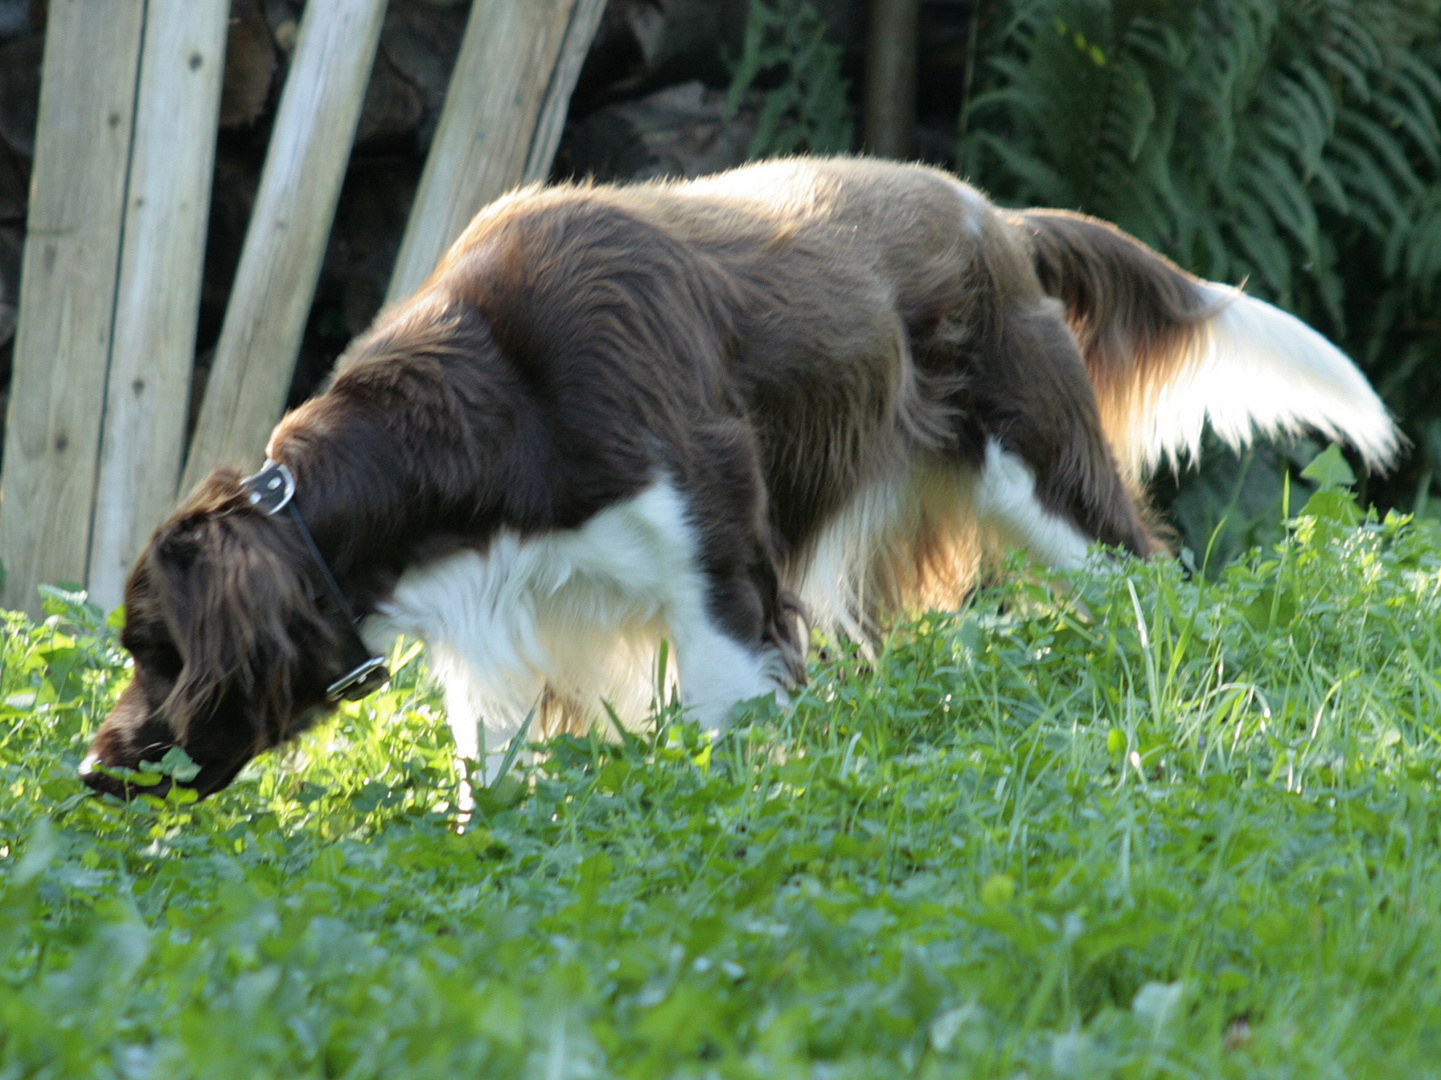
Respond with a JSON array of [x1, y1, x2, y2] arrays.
[[148, 508, 316, 747]]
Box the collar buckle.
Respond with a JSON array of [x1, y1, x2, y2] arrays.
[[241, 461, 296, 516], [326, 656, 391, 702]]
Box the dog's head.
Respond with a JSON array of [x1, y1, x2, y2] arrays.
[[81, 470, 356, 800]]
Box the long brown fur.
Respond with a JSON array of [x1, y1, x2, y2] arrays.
[[81, 156, 1391, 800], [1010, 209, 1219, 483]]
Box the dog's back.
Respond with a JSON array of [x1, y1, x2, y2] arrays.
[[379, 155, 1149, 559]]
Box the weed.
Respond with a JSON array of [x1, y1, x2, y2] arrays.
[[2, 455, 1439, 1075]]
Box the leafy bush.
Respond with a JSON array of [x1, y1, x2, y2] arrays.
[[4, 457, 1441, 1075], [960, 0, 1441, 542]]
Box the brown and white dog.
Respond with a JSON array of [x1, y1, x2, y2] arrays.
[[81, 156, 1398, 800]]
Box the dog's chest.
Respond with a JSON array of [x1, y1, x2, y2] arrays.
[[371, 482, 703, 661]]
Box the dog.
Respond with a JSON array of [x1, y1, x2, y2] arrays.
[[80, 156, 1399, 800]]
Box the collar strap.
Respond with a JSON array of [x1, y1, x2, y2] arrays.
[[241, 461, 390, 702]]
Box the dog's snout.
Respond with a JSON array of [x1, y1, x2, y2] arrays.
[[81, 706, 180, 800], [80, 747, 176, 801]]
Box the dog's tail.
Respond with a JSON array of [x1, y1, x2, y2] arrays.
[[1010, 208, 1401, 483]]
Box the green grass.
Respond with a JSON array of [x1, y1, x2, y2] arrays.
[[3, 470, 1441, 1078]]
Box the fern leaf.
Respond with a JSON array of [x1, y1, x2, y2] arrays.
[[1307, 158, 1351, 213], [1339, 113, 1425, 196], [1263, 71, 1331, 171], [1378, 78, 1441, 165], [1326, 142, 1403, 231], [1242, 146, 1320, 251], [1395, 48, 1441, 106], [1327, 5, 1385, 70], [1231, 189, 1294, 296], [972, 131, 1075, 205], [1315, 44, 1373, 100]]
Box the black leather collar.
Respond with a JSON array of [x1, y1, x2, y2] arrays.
[[241, 461, 390, 702]]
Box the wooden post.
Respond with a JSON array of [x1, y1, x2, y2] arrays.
[[0, 0, 146, 615], [384, 0, 607, 305], [180, 0, 388, 495], [87, 0, 230, 612], [863, 0, 918, 159]]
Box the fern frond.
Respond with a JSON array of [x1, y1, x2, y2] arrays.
[[1242, 147, 1320, 252], [1262, 71, 1332, 173], [960, 0, 1441, 469], [1306, 158, 1350, 213], [1327, 135, 1408, 225], [1400, 188, 1441, 293], [1339, 113, 1425, 195], [970, 131, 1075, 205], [727, 0, 853, 157], [1231, 189, 1294, 295]]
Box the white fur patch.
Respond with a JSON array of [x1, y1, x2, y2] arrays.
[[792, 462, 976, 641], [793, 467, 914, 641], [951, 180, 990, 238], [366, 480, 783, 779], [791, 441, 1089, 644], [1132, 287, 1401, 477], [973, 440, 1092, 569]]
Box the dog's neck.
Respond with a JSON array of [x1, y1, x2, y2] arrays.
[[265, 400, 508, 621]]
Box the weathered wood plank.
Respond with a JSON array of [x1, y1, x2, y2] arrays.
[[384, 0, 607, 305], [87, 0, 230, 611], [521, 0, 609, 189], [180, 0, 388, 495], [0, 0, 146, 615]]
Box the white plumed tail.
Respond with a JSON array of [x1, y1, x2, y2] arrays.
[[1015, 208, 1402, 483], [1130, 286, 1401, 478]]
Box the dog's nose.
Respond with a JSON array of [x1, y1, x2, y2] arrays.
[[79, 752, 173, 800], [80, 755, 125, 798]]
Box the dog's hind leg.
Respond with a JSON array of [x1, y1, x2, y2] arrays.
[[962, 298, 1163, 566], [973, 438, 1097, 569]]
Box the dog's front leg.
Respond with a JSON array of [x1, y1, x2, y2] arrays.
[[665, 425, 805, 731]]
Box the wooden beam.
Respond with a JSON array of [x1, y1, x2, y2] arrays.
[[180, 0, 387, 495], [863, 0, 918, 160], [87, 0, 230, 611], [522, 0, 609, 190], [384, 0, 607, 306], [0, 0, 146, 615]]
